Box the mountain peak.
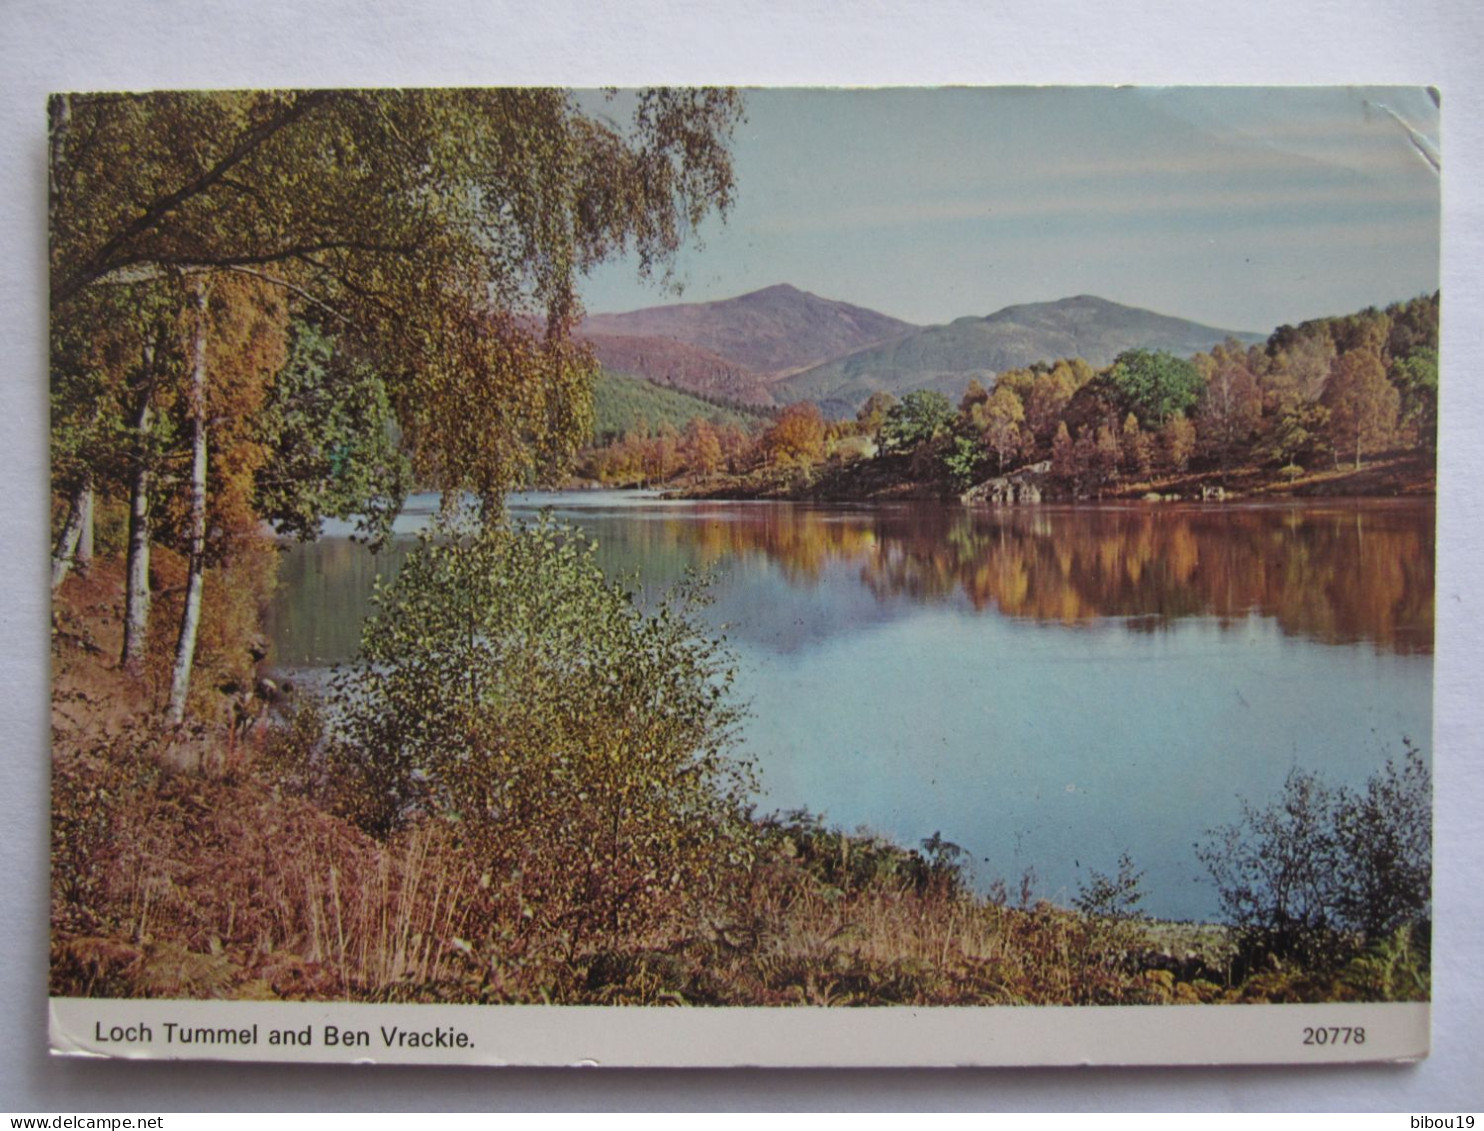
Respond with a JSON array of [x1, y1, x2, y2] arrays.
[[579, 284, 917, 393], [747, 282, 805, 298], [774, 296, 1267, 417], [985, 294, 1254, 334], [985, 294, 1117, 318]]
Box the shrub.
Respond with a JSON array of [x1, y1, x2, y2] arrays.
[[1329, 740, 1432, 940], [881, 390, 954, 453], [1196, 743, 1431, 974], [1074, 851, 1146, 922], [941, 433, 985, 490], [1197, 765, 1338, 964], [1072, 852, 1149, 995], [328, 510, 757, 956], [757, 810, 970, 898]]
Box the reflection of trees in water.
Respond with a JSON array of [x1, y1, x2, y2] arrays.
[[688, 503, 1433, 654], [657, 507, 882, 588], [274, 502, 1434, 664], [268, 537, 413, 666]]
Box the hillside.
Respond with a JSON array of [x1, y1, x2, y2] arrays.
[[579, 284, 918, 398], [591, 372, 770, 441], [774, 295, 1266, 417], [581, 332, 773, 406]]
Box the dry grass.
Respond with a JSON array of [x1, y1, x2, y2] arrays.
[[51, 733, 484, 1001], [52, 731, 1417, 1005], [50, 718, 1246, 1006], [549, 843, 1240, 1007]]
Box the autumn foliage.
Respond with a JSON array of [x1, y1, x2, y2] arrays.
[[631, 295, 1437, 503]]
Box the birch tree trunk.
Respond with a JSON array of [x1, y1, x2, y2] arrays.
[[119, 339, 160, 677], [50, 479, 89, 590], [168, 284, 210, 724], [76, 486, 94, 573], [52, 385, 100, 590]]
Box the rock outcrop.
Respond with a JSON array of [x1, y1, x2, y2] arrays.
[[961, 461, 1052, 506]]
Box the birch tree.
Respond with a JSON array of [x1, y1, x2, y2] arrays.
[[1322, 348, 1399, 471], [50, 87, 742, 720]]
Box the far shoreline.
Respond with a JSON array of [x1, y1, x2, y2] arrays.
[[647, 448, 1435, 507]]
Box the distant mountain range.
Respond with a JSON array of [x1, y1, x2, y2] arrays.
[[580, 286, 1265, 417]]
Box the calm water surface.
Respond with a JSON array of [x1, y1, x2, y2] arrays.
[[265, 491, 1434, 922]]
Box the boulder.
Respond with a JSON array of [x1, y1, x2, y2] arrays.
[[962, 460, 1052, 506]]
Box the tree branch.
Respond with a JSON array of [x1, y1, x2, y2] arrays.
[[52, 90, 336, 308], [215, 264, 349, 322], [84, 236, 422, 284]]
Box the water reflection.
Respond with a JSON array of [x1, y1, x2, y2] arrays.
[[527, 498, 1434, 654], [269, 499, 1432, 666]]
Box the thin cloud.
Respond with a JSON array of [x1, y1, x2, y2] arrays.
[[1017, 212, 1442, 272], [577, 88, 1441, 329], [749, 180, 1435, 236]]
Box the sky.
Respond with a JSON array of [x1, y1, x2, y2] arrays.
[[577, 87, 1441, 335]]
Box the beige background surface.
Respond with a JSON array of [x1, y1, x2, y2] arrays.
[[3, 0, 1480, 1110]]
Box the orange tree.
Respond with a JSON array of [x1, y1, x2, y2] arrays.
[[761, 401, 827, 467], [1322, 347, 1399, 470]]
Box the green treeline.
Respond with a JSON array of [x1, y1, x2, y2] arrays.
[[591, 372, 773, 444]]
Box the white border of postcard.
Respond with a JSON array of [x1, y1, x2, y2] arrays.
[[52, 1000, 1428, 1067]]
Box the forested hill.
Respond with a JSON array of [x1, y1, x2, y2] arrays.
[[591, 372, 771, 443], [773, 295, 1265, 417]]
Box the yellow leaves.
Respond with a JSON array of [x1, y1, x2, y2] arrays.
[[761, 401, 827, 468], [403, 308, 597, 499]]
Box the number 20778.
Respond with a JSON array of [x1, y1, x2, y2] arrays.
[[1302, 1026, 1365, 1045]]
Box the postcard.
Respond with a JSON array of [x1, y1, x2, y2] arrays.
[[47, 86, 1437, 1067]]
